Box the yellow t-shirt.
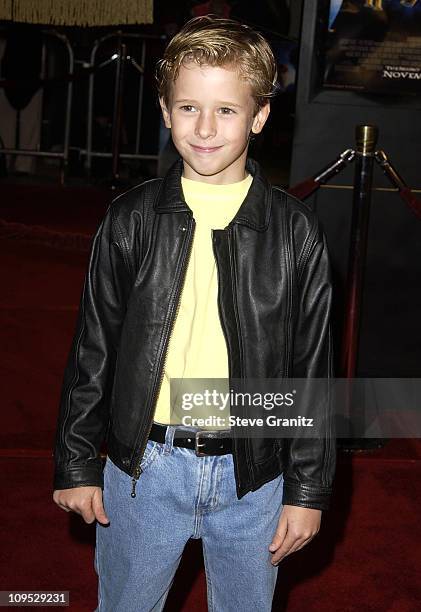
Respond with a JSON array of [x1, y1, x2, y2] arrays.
[[153, 173, 253, 428]]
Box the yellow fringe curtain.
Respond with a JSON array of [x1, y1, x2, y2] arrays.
[[0, 0, 12, 20], [0, 0, 153, 26]]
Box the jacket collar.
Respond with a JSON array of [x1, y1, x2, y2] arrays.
[[154, 157, 272, 232]]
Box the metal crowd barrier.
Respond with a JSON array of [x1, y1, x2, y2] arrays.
[[0, 29, 166, 184], [0, 29, 74, 184], [80, 31, 165, 181]]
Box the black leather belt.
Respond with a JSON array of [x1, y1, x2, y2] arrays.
[[149, 423, 233, 456]]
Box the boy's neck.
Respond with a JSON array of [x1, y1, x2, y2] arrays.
[[181, 171, 250, 186], [181, 158, 250, 185]]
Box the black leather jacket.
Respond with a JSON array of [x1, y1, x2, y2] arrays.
[[53, 159, 336, 510]]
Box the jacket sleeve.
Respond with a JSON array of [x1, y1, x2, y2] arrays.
[[53, 204, 131, 490], [281, 221, 336, 511]]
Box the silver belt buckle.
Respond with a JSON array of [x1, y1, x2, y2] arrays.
[[194, 430, 222, 456], [195, 431, 208, 456]]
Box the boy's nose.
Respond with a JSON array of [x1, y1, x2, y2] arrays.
[[195, 112, 217, 140]]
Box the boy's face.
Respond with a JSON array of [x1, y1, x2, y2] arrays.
[[160, 62, 270, 184]]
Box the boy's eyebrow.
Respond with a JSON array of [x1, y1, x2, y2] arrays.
[[174, 98, 244, 108]]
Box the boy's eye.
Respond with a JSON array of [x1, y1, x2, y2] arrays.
[[219, 107, 235, 115]]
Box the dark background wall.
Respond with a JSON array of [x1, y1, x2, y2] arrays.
[[290, 0, 421, 376]]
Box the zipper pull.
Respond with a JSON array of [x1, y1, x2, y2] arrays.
[[130, 466, 142, 498], [131, 477, 137, 498]]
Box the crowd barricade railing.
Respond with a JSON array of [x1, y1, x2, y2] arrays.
[[0, 28, 74, 185], [80, 31, 165, 181]]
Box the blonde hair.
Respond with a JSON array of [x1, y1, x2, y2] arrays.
[[156, 16, 278, 112]]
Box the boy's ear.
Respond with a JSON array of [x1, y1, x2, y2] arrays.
[[251, 102, 270, 135], [159, 97, 172, 129]]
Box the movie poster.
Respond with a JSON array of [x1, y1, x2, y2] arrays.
[[324, 0, 421, 94]]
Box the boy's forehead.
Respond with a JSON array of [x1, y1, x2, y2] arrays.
[[169, 62, 253, 101]]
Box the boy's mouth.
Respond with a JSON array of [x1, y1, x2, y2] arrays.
[[190, 144, 223, 153]]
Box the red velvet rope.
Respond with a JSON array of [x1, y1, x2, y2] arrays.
[[400, 187, 421, 219], [288, 180, 421, 220], [287, 178, 319, 200]]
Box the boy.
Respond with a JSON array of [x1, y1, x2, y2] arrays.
[[53, 16, 335, 612]]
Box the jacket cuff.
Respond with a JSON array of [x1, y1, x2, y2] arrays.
[[53, 463, 104, 490], [282, 479, 332, 511]]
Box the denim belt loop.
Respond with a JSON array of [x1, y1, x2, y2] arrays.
[[164, 425, 176, 455]]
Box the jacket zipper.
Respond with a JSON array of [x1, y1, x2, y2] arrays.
[[212, 226, 253, 489], [226, 226, 254, 482], [130, 216, 196, 498], [211, 229, 232, 379]]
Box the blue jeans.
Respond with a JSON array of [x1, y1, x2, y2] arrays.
[[95, 426, 284, 612]]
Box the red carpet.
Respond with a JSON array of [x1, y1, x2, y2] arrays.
[[1, 184, 421, 611]]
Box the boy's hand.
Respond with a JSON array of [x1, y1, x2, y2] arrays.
[[269, 505, 321, 565], [53, 487, 110, 525]]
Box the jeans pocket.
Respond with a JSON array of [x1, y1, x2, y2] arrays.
[[139, 439, 160, 472]]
